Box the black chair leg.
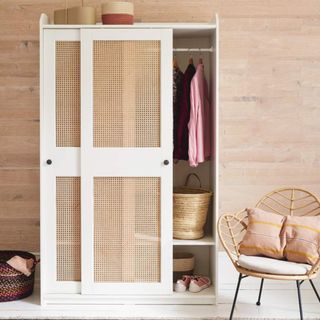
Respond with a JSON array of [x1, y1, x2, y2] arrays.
[[229, 273, 243, 320], [296, 280, 304, 320], [256, 278, 264, 306], [309, 279, 320, 303]]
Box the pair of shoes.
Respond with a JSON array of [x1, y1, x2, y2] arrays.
[[174, 275, 211, 293]]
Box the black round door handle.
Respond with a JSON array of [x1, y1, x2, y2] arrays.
[[46, 159, 52, 165], [163, 160, 169, 165]]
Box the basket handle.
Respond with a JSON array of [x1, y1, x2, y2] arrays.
[[29, 259, 40, 272], [34, 259, 40, 266], [184, 173, 202, 188]]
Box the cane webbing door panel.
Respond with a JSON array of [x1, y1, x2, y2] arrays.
[[42, 29, 81, 294], [56, 41, 80, 147], [56, 177, 81, 282], [92, 40, 160, 148], [81, 29, 172, 294], [94, 177, 161, 283]]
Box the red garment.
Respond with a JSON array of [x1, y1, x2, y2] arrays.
[[173, 66, 184, 153], [173, 63, 196, 160]]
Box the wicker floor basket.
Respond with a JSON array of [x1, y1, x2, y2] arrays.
[[173, 252, 195, 282], [173, 173, 212, 240], [0, 251, 36, 302]]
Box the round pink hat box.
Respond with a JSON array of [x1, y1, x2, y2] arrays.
[[101, 2, 134, 25]]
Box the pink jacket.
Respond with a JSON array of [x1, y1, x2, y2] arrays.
[[188, 64, 211, 167]]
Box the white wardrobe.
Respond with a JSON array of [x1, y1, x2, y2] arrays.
[[40, 13, 219, 306]]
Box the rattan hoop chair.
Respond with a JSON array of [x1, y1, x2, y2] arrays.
[[218, 187, 320, 320]]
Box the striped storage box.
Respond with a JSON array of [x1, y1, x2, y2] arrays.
[[101, 2, 134, 25]]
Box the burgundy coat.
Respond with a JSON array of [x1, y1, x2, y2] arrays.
[[173, 63, 196, 160]]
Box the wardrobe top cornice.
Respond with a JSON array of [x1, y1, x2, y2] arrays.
[[39, 13, 216, 31]]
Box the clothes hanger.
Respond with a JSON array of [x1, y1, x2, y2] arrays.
[[188, 49, 193, 65], [199, 48, 203, 65]]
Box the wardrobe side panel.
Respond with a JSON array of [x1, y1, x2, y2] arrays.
[[212, 16, 219, 303]]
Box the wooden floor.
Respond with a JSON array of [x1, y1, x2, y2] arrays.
[[0, 284, 320, 319]]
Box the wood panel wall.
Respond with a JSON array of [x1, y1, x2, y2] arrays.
[[0, 1, 320, 251]]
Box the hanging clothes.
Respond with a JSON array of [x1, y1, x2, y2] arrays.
[[173, 66, 183, 152], [188, 63, 211, 167], [173, 67, 183, 110], [173, 63, 196, 160]]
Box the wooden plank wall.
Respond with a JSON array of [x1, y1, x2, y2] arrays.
[[0, 1, 320, 251]]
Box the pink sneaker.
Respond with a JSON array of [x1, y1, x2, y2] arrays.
[[174, 275, 193, 292], [189, 276, 211, 293]]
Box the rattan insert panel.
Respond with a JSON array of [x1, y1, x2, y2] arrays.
[[56, 41, 80, 147], [93, 41, 160, 148], [56, 177, 81, 281], [94, 177, 160, 282]]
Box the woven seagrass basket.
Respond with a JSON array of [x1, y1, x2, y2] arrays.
[[173, 173, 212, 240], [0, 251, 37, 302], [173, 252, 195, 282]]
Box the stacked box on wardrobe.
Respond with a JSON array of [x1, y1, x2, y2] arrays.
[[40, 13, 219, 306]]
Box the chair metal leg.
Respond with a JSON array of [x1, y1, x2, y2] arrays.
[[229, 273, 243, 320], [309, 279, 320, 303], [296, 280, 304, 320], [256, 278, 264, 306]]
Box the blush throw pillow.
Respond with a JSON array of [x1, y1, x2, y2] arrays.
[[239, 208, 286, 259], [284, 215, 320, 265]]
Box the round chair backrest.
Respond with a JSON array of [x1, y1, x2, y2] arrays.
[[256, 188, 320, 217]]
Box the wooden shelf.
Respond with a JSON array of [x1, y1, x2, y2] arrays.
[[173, 235, 215, 246]]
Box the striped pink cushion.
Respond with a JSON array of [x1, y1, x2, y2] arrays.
[[284, 215, 320, 265], [239, 208, 286, 259]]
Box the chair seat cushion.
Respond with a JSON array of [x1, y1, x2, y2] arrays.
[[238, 254, 312, 275]]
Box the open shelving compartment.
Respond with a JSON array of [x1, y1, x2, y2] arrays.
[[172, 22, 218, 304]]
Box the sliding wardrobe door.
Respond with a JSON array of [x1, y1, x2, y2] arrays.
[[81, 29, 172, 294], [41, 29, 81, 293]]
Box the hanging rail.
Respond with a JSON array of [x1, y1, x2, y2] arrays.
[[173, 47, 214, 53]]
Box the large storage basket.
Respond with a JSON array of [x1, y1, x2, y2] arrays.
[[0, 251, 36, 302], [173, 173, 212, 240]]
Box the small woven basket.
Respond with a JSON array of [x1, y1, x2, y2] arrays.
[[173, 173, 212, 240], [0, 251, 36, 302], [173, 252, 195, 282]]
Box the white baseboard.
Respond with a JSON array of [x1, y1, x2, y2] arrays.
[[218, 251, 320, 290]]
